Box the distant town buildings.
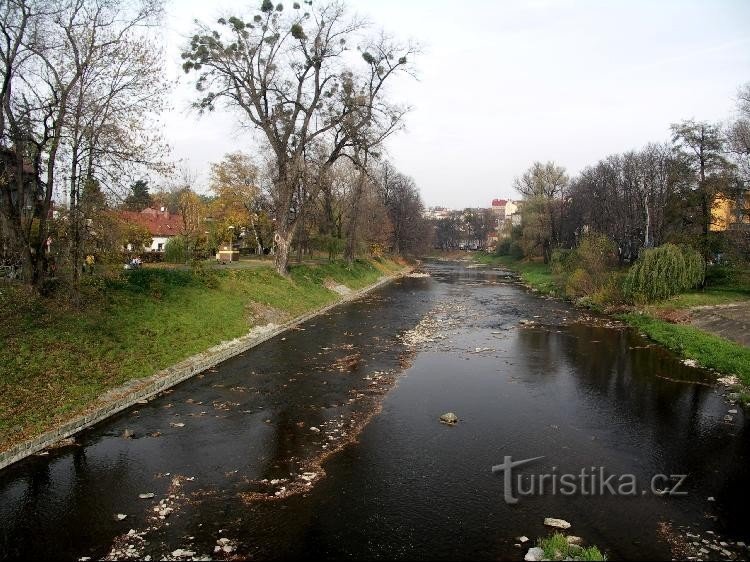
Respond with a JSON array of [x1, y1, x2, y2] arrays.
[[425, 198, 523, 250], [423, 206, 451, 220]]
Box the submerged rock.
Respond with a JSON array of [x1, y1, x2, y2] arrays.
[[439, 412, 458, 425]]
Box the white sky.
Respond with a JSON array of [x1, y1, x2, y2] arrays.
[[161, 0, 750, 208]]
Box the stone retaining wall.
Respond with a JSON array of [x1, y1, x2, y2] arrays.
[[0, 268, 411, 471]]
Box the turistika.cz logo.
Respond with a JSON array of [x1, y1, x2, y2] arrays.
[[491, 456, 688, 505]]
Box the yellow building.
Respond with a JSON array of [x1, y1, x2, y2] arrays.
[[711, 190, 750, 231]]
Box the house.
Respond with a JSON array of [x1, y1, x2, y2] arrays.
[[119, 207, 181, 252], [505, 200, 522, 227], [490, 199, 507, 224], [711, 188, 750, 232], [492, 199, 523, 243]]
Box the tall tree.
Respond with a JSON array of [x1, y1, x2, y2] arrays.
[[182, 1, 414, 275], [209, 151, 265, 254], [514, 161, 568, 262], [124, 179, 153, 211], [671, 120, 729, 256]]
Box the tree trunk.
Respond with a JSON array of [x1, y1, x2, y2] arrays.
[[274, 225, 294, 275], [69, 143, 82, 304], [344, 165, 367, 263]]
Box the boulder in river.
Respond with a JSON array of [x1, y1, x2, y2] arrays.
[[439, 412, 458, 425]]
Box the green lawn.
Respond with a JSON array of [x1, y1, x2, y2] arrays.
[[621, 313, 750, 384], [0, 258, 404, 450], [474, 252, 559, 295]]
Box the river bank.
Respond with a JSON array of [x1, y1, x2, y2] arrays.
[[0, 258, 410, 463], [1, 260, 747, 561], [472, 252, 750, 392]]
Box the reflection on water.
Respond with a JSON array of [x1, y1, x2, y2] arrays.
[[0, 261, 747, 561]]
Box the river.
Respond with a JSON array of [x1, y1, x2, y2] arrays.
[[1, 261, 747, 560]]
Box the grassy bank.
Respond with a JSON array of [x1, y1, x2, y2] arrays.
[[471, 251, 750, 384], [0, 258, 406, 451], [474, 253, 558, 295], [623, 313, 750, 383]]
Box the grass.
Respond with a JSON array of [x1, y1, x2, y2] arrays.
[[0, 257, 406, 451], [645, 272, 750, 312], [621, 313, 750, 384], [538, 533, 606, 561], [474, 252, 559, 295]]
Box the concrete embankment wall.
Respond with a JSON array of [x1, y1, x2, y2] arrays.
[[0, 268, 411, 471]]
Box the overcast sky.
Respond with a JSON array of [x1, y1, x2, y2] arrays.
[[161, 0, 750, 208]]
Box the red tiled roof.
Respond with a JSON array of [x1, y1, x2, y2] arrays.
[[492, 199, 507, 207], [119, 208, 182, 237]]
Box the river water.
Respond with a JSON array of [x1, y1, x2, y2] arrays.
[[1, 261, 747, 561]]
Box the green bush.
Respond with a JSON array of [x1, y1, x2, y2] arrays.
[[623, 243, 705, 303], [164, 236, 187, 264], [591, 272, 625, 305], [560, 233, 618, 300], [576, 232, 618, 276], [566, 267, 595, 298], [705, 264, 735, 286], [550, 248, 575, 275]]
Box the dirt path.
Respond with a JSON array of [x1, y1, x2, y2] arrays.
[[689, 301, 750, 347]]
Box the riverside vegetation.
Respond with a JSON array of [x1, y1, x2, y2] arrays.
[[477, 235, 750, 387], [0, 258, 406, 452]]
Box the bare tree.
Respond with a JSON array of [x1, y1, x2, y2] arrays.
[[182, 1, 415, 275], [0, 0, 166, 290]]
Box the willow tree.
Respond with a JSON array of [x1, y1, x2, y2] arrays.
[[182, 0, 414, 275]]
